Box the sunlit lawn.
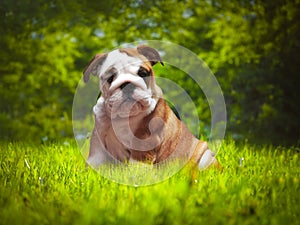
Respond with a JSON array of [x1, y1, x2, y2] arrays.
[[0, 139, 299, 225]]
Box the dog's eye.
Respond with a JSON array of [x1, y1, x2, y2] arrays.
[[138, 68, 151, 78], [107, 74, 116, 84]]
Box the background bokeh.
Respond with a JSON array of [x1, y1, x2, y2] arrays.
[[1, 0, 299, 145]]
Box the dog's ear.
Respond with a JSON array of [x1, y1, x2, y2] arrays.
[[83, 53, 107, 83], [137, 45, 164, 66]]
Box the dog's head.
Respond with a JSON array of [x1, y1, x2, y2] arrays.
[[83, 45, 164, 118]]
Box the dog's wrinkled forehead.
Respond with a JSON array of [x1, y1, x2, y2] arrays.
[[99, 49, 148, 76], [83, 45, 163, 83]]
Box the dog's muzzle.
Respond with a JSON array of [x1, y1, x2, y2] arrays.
[[105, 78, 153, 118], [120, 82, 136, 97], [108, 74, 147, 96]]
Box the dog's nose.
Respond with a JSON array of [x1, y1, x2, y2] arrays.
[[120, 82, 136, 95], [120, 82, 131, 90]]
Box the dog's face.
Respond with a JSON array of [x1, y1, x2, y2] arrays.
[[84, 46, 164, 118], [99, 49, 157, 118]]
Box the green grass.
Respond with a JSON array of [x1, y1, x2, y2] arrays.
[[0, 139, 299, 225]]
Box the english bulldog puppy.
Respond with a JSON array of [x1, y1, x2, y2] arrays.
[[83, 45, 220, 170]]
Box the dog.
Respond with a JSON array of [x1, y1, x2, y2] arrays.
[[83, 45, 220, 170]]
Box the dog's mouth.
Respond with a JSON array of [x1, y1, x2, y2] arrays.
[[105, 87, 154, 118]]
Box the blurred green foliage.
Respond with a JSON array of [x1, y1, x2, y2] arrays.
[[0, 0, 299, 145]]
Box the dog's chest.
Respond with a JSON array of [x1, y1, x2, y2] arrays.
[[104, 117, 157, 162]]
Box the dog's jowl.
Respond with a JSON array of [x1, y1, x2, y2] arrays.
[[83, 45, 220, 170]]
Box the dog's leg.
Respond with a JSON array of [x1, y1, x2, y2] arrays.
[[187, 141, 222, 184], [198, 149, 220, 170], [87, 128, 111, 168]]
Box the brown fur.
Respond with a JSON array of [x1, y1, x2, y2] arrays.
[[83, 53, 107, 83]]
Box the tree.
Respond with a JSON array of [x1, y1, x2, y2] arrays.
[[203, 0, 300, 144], [1, 0, 299, 145]]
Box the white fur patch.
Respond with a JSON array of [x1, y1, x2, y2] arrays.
[[99, 50, 143, 79], [198, 149, 216, 170]]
